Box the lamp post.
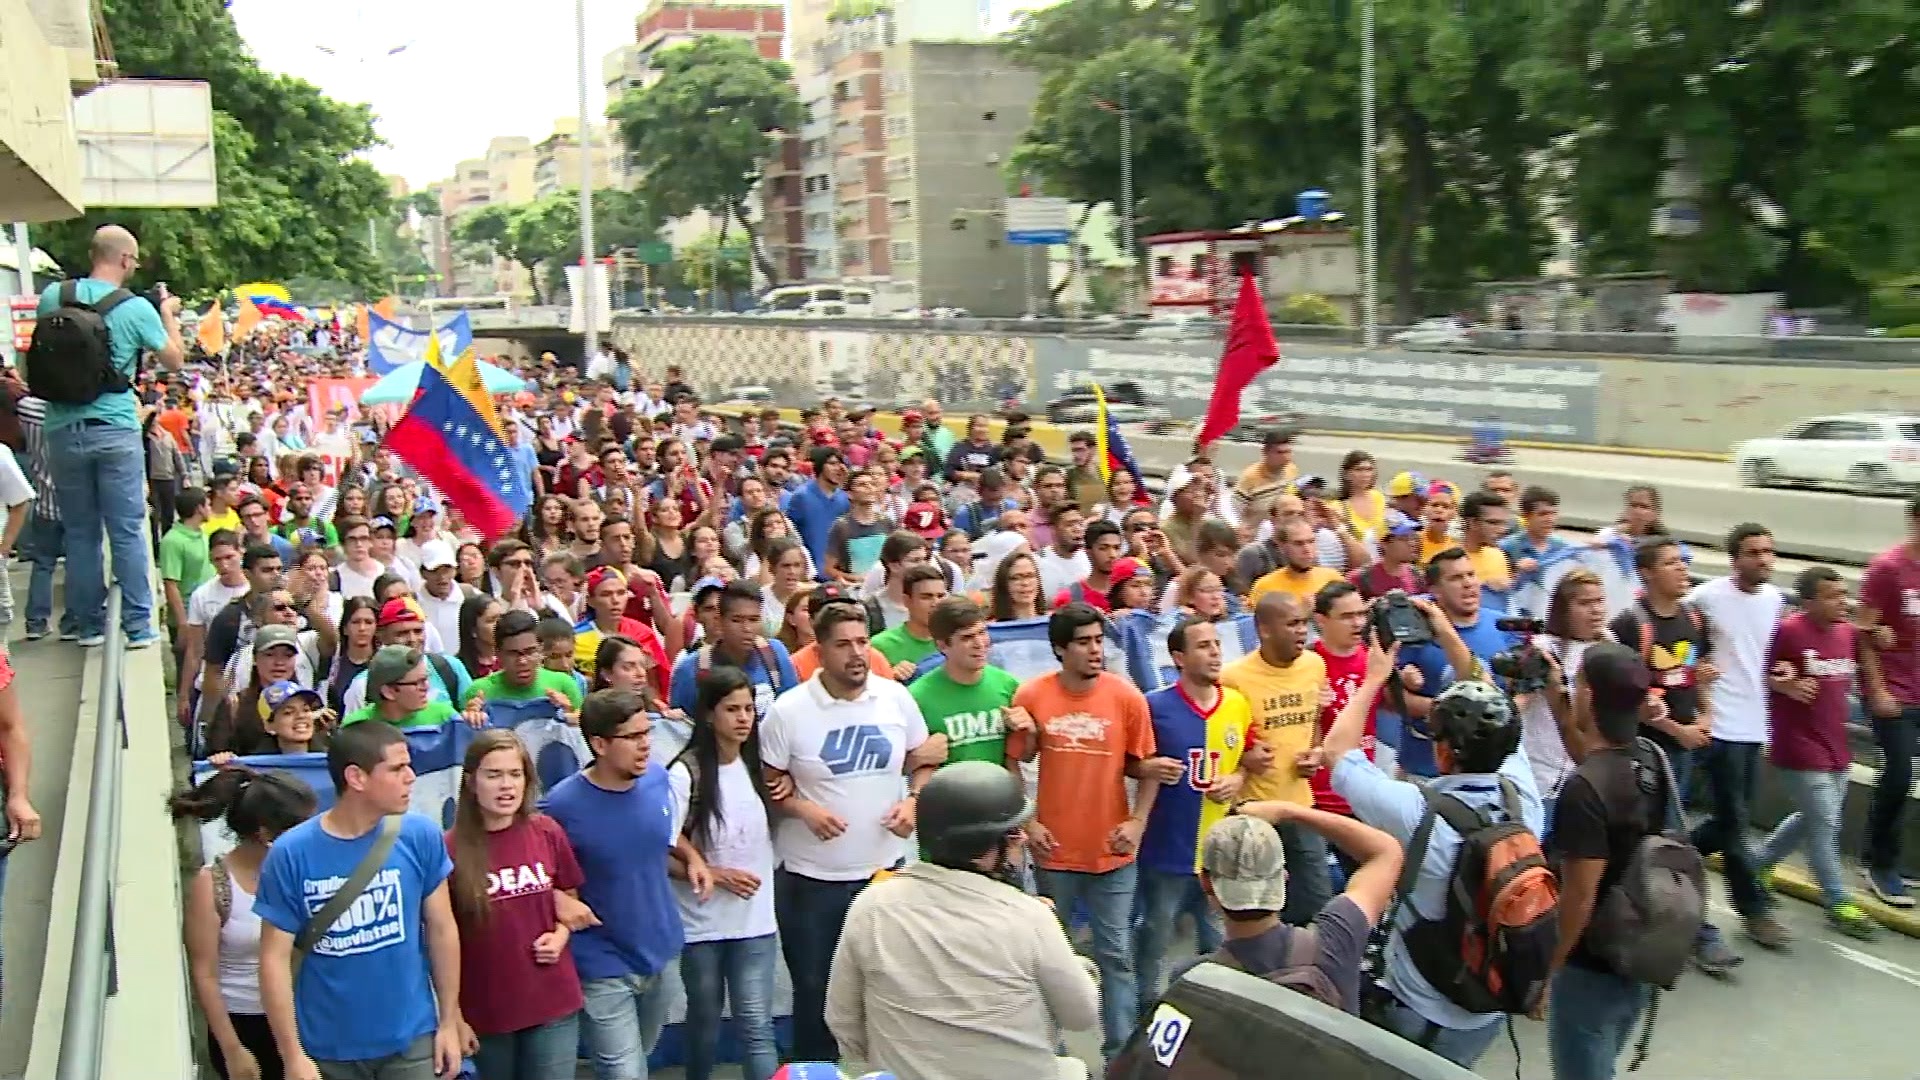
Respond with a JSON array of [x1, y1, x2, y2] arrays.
[[1359, 0, 1380, 348], [575, 0, 599, 365], [1117, 70, 1138, 314]]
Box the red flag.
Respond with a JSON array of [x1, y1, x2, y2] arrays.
[[1194, 272, 1280, 449]]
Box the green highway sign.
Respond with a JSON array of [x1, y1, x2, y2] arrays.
[[635, 241, 673, 265]]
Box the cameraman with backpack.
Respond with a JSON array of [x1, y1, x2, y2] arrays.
[[28, 226, 185, 648], [1325, 621, 1554, 1069]]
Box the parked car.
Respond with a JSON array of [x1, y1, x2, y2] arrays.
[[1391, 317, 1478, 351], [1045, 380, 1171, 426], [1733, 412, 1920, 496]]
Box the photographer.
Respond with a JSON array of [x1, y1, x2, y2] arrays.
[[1383, 548, 1524, 779]]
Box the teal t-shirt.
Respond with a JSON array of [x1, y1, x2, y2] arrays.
[[872, 624, 938, 668], [908, 664, 1021, 766], [34, 278, 167, 432]]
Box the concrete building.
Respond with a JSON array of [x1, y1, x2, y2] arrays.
[[0, 0, 96, 224], [795, 72, 839, 281], [533, 118, 618, 201]]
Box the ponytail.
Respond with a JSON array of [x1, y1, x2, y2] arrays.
[[168, 766, 318, 842]]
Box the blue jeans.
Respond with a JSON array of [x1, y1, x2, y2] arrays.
[[679, 934, 779, 1080], [1864, 707, 1918, 874], [1763, 768, 1851, 908], [579, 972, 669, 1080], [1691, 738, 1770, 919], [1133, 869, 1222, 1008], [473, 1011, 581, 1080], [46, 421, 153, 639], [1547, 965, 1651, 1080], [1277, 821, 1332, 928], [1662, 747, 1725, 948], [1037, 862, 1139, 1061], [775, 869, 866, 1063], [20, 515, 74, 635], [1374, 997, 1502, 1069]]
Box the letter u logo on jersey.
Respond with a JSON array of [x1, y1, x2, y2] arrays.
[[1186, 749, 1222, 792]]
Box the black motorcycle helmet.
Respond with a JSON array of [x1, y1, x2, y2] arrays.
[[1430, 680, 1521, 774], [917, 761, 1035, 870]]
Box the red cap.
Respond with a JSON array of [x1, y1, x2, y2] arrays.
[[901, 408, 924, 423], [902, 501, 946, 539], [1108, 557, 1147, 585], [377, 597, 425, 628]]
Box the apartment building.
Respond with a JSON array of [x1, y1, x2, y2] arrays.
[[533, 118, 618, 201]]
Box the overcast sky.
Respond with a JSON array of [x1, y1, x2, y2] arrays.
[[230, 0, 1053, 189]]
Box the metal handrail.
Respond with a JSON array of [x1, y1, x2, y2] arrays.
[[54, 584, 125, 1080]]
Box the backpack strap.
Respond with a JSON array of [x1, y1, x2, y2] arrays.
[[59, 281, 80, 308], [93, 289, 137, 318], [427, 652, 458, 696], [757, 641, 785, 694], [211, 855, 234, 926], [1284, 924, 1322, 970]]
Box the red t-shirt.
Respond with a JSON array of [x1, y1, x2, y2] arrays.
[[1310, 641, 1377, 816], [1767, 612, 1858, 773], [445, 814, 586, 1036], [1862, 546, 1920, 705], [1052, 581, 1112, 613]]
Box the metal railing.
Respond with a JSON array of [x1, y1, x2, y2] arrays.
[[54, 584, 125, 1080]]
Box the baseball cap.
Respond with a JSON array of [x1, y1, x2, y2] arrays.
[[1108, 557, 1146, 585], [902, 501, 946, 539], [366, 644, 423, 699], [898, 445, 924, 462], [418, 539, 457, 570], [806, 582, 865, 617], [1382, 510, 1421, 539], [1201, 814, 1289, 912], [412, 495, 439, 516], [1294, 473, 1327, 493], [1582, 641, 1652, 719], [690, 576, 729, 607], [1386, 471, 1428, 499], [370, 515, 398, 533], [901, 408, 924, 423], [1426, 479, 1460, 503], [261, 680, 323, 714], [711, 434, 745, 455], [377, 596, 425, 628], [253, 624, 301, 653]]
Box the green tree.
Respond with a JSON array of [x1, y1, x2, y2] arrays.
[[36, 0, 391, 297], [676, 232, 754, 302], [454, 190, 661, 301], [1187, 0, 1551, 319], [609, 36, 803, 286], [1513, 0, 1920, 298]]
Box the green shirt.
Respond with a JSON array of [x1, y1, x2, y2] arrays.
[[872, 624, 938, 668], [908, 664, 1021, 766], [341, 699, 458, 730], [464, 668, 584, 710], [278, 518, 339, 547], [158, 522, 213, 604]]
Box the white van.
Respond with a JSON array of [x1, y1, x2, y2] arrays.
[[759, 285, 874, 318]]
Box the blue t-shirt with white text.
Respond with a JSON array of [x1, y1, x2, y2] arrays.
[[252, 813, 452, 1063]]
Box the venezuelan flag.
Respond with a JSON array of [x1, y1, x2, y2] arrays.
[[1091, 382, 1149, 503], [384, 361, 530, 541], [251, 297, 306, 322]]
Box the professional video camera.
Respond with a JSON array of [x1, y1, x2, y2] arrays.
[[1370, 589, 1433, 648], [1489, 616, 1552, 695]]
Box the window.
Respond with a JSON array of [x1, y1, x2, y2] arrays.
[[804, 137, 829, 159], [1156, 255, 1174, 277], [884, 116, 910, 138], [841, 241, 865, 265], [803, 174, 831, 195], [1189, 253, 1207, 277], [890, 199, 913, 222], [890, 240, 917, 263], [834, 80, 850, 102], [885, 73, 909, 95], [806, 211, 833, 232], [836, 121, 859, 144], [885, 156, 913, 180]]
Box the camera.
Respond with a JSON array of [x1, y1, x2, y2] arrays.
[[1494, 616, 1546, 635], [1490, 646, 1554, 695], [1371, 589, 1433, 648]]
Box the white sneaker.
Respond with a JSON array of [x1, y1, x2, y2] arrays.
[[77, 633, 106, 647]]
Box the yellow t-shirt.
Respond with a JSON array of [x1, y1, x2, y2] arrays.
[[1467, 544, 1512, 593], [203, 507, 241, 537], [1336, 490, 1388, 543], [1222, 650, 1327, 805], [1419, 531, 1457, 566], [1248, 565, 1342, 610]]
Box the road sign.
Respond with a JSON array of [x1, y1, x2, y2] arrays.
[[1005, 196, 1073, 245], [635, 241, 672, 265]]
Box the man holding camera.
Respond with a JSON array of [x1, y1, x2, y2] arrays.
[[1383, 548, 1523, 779]]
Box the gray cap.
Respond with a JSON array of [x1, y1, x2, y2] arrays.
[[253, 624, 300, 653], [365, 645, 424, 701], [1201, 815, 1288, 913]]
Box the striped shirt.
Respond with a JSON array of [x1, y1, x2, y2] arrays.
[[18, 396, 56, 522]]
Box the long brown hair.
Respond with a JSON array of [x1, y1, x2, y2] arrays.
[[448, 730, 539, 926], [1544, 567, 1604, 641]]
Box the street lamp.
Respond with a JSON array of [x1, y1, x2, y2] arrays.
[[1360, 0, 1379, 348], [575, 0, 599, 365]]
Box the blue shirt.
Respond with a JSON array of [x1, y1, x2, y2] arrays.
[[1332, 748, 1542, 1031], [785, 480, 850, 580], [1389, 613, 1519, 777], [508, 442, 539, 497], [541, 767, 686, 980], [669, 639, 799, 720], [35, 278, 168, 432], [252, 813, 452, 1062], [1498, 532, 1574, 601]]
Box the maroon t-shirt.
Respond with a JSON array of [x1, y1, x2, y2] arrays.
[[446, 814, 586, 1036], [1766, 612, 1858, 773], [1862, 546, 1920, 705]]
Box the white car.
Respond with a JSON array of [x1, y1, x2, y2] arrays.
[[1391, 317, 1478, 351], [1734, 413, 1920, 495]]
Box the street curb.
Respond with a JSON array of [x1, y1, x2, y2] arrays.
[[1705, 853, 1920, 939]]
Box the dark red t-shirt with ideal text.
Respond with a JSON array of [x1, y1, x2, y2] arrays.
[[445, 814, 586, 1036], [1862, 546, 1920, 705], [1767, 612, 1857, 773]]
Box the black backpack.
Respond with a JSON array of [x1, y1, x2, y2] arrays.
[[25, 282, 136, 404]]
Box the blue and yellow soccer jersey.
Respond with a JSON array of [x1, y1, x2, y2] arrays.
[[1138, 683, 1253, 875]]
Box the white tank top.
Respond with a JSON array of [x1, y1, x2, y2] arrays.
[[218, 870, 265, 1016]]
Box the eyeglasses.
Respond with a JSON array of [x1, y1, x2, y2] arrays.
[[600, 729, 649, 744], [271, 601, 296, 613], [391, 677, 429, 689]]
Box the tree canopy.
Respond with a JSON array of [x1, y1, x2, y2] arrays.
[[453, 189, 660, 301], [609, 36, 803, 285], [36, 0, 392, 301]]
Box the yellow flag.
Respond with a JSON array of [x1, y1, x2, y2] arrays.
[[421, 322, 448, 371], [233, 296, 263, 341], [445, 346, 506, 438], [196, 305, 226, 355]]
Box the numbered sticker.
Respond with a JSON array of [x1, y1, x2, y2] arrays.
[[1145, 1003, 1193, 1067]]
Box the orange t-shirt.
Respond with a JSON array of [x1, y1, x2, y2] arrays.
[[1013, 671, 1155, 874], [789, 642, 896, 683], [158, 408, 193, 453]]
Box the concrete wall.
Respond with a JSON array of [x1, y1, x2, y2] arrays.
[[604, 315, 1920, 454]]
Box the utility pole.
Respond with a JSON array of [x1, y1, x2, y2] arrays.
[[1118, 70, 1138, 314], [575, 0, 598, 364], [1360, 0, 1380, 348]]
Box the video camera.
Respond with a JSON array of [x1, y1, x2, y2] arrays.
[[1370, 590, 1433, 649], [1489, 616, 1552, 695]]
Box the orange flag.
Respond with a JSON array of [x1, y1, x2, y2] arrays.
[[195, 305, 226, 355], [354, 303, 371, 342], [233, 296, 263, 341], [373, 295, 398, 319]]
